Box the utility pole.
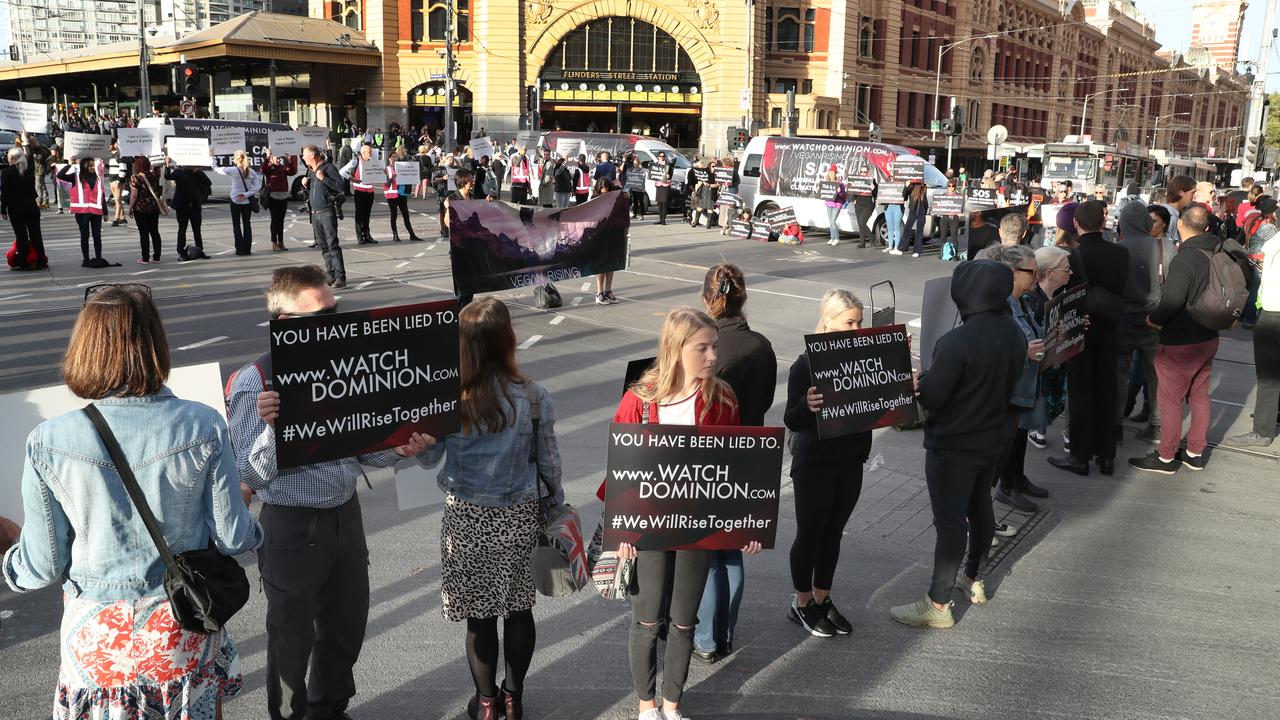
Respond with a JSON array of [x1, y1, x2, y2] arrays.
[[945, 97, 956, 171], [443, 0, 455, 150], [1241, 0, 1276, 173], [138, 3, 152, 116]]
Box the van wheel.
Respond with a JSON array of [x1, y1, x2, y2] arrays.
[[291, 177, 304, 201], [874, 217, 887, 246], [755, 201, 779, 217]]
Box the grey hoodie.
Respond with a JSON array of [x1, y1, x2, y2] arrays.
[[1118, 201, 1161, 317]]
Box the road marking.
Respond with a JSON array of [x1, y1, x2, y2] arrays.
[[516, 334, 543, 350], [0, 293, 31, 301], [395, 261, 411, 268], [215, 249, 235, 256], [414, 251, 426, 258], [580, 281, 592, 292], [571, 296, 583, 306], [131, 269, 159, 275], [177, 336, 228, 350], [257, 321, 271, 327], [355, 281, 373, 290], [1210, 398, 1247, 408], [549, 315, 565, 325]]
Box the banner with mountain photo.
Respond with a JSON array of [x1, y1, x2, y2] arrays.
[[448, 191, 630, 295]]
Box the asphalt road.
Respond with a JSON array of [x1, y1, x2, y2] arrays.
[[1, 198, 1278, 719]]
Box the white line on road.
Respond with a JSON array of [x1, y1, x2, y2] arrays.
[[0, 293, 31, 301], [549, 315, 565, 325], [257, 321, 271, 327], [571, 296, 583, 306], [580, 281, 592, 292], [395, 261, 411, 268], [1210, 398, 1247, 408], [517, 335, 543, 350], [215, 249, 235, 256], [415, 252, 426, 258], [131, 269, 159, 275], [177, 336, 228, 351], [355, 281, 373, 290]]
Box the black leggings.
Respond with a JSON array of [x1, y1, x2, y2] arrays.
[[388, 196, 415, 237], [925, 449, 997, 605], [630, 550, 708, 703], [464, 610, 536, 698], [135, 211, 161, 260], [268, 196, 288, 246], [789, 462, 863, 593], [76, 213, 103, 260]]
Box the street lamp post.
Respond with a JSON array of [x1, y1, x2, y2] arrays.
[[933, 33, 997, 141], [1079, 88, 1128, 138], [1209, 128, 1232, 157], [1150, 112, 1191, 151]]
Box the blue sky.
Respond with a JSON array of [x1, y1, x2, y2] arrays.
[[1135, 0, 1279, 90]]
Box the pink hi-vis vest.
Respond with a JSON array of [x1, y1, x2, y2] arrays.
[[383, 165, 399, 199], [575, 166, 591, 194], [70, 177, 104, 215], [352, 161, 373, 192], [511, 158, 530, 184]]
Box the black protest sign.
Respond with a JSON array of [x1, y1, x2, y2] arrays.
[[690, 167, 712, 185], [930, 191, 966, 216], [624, 172, 645, 191], [713, 167, 735, 184], [717, 190, 741, 207], [648, 164, 670, 182], [847, 177, 875, 196], [270, 300, 462, 469], [817, 181, 843, 201], [877, 181, 906, 204], [1042, 284, 1089, 367], [765, 206, 798, 231], [623, 357, 657, 393], [804, 324, 918, 439], [729, 219, 752, 238], [449, 191, 630, 295], [966, 187, 998, 211], [603, 424, 784, 551], [891, 158, 925, 182], [751, 220, 775, 241]]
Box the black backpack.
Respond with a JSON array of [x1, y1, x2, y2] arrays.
[[1185, 243, 1249, 330], [533, 283, 562, 309]]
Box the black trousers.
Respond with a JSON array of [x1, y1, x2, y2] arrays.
[[135, 211, 161, 260], [575, 191, 589, 205], [853, 197, 875, 245], [510, 182, 530, 206], [655, 187, 670, 223], [630, 190, 647, 217], [1115, 317, 1161, 427], [999, 426, 1029, 493], [176, 205, 203, 252], [925, 449, 998, 605], [75, 213, 103, 261], [9, 204, 45, 266], [311, 208, 346, 282], [1252, 310, 1280, 437], [1067, 326, 1120, 462], [353, 191, 374, 242], [230, 203, 254, 254], [268, 196, 289, 246], [387, 196, 415, 238], [789, 461, 863, 593], [259, 496, 370, 720], [630, 549, 708, 704]]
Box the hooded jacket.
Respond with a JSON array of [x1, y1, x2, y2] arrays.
[[1118, 200, 1161, 317], [917, 261, 1027, 462], [1150, 232, 1222, 346]]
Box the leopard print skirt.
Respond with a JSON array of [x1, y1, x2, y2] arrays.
[[440, 493, 540, 622]]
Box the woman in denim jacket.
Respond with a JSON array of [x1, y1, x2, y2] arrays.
[[417, 297, 564, 720], [3, 284, 262, 720]]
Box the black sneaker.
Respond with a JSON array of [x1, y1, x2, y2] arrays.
[[822, 598, 852, 635], [788, 598, 835, 638], [995, 487, 1039, 512], [1180, 451, 1206, 471], [1128, 452, 1178, 475]]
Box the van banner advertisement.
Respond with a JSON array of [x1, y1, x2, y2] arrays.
[[758, 137, 900, 199], [1042, 284, 1089, 367], [877, 181, 906, 205], [891, 158, 925, 183], [765, 206, 798, 231], [804, 325, 918, 439], [172, 118, 291, 170], [270, 300, 461, 470], [449, 191, 630, 295], [930, 191, 966, 216], [966, 187, 998, 212], [602, 423, 784, 551]]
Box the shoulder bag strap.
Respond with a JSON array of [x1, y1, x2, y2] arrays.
[[82, 404, 182, 577], [1156, 235, 1165, 284], [527, 387, 549, 501]]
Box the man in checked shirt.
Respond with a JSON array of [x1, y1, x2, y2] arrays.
[[227, 265, 430, 720]]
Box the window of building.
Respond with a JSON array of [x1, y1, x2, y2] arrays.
[[765, 8, 773, 49], [857, 83, 872, 123], [771, 107, 783, 127], [412, 0, 469, 43], [773, 78, 797, 94], [859, 18, 873, 58], [546, 18, 692, 74], [971, 47, 985, 81], [803, 9, 816, 53], [801, 78, 813, 94], [776, 8, 800, 51]]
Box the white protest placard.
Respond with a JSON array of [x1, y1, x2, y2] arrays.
[[395, 161, 420, 186], [361, 158, 387, 185], [0, 98, 48, 133], [167, 136, 212, 167], [298, 126, 329, 151], [209, 127, 246, 155], [469, 136, 494, 160], [555, 138, 581, 158], [64, 131, 113, 160], [0, 363, 227, 526], [116, 128, 161, 157], [350, 137, 364, 151], [267, 129, 303, 155], [447, 167, 457, 191]]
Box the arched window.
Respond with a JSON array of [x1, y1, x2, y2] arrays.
[[336, 0, 361, 31], [859, 21, 873, 58], [411, 0, 470, 43], [547, 17, 693, 73]]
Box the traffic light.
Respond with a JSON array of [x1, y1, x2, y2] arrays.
[[940, 106, 964, 137], [1244, 135, 1261, 166], [525, 85, 538, 113], [728, 127, 748, 150], [179, 63, 198, 97]]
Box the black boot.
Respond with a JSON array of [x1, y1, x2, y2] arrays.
[[467, 692, 500, 720], [391, 226, 402, 242], [500, 683, 523, 720]]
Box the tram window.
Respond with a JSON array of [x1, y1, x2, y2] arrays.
[[742, 154, 762, 178]]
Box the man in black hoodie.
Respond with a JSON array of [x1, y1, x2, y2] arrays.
[[890, 261, 1026, 629], [1115, 201, 1162, 443], [1049, 200, 1129, 476]]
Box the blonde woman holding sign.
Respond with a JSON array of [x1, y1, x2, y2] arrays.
[[214, 150, 262, 255]]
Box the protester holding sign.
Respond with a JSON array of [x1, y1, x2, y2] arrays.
[[226, 266, 431, 720], [782, 289, 872, 637], [603, 307, 759, 720], [509, 146, 533, 205], [164, 158, 212, 261], [384, 147, 423, 242], [821, 166, 848, 247], [621, 154, 648, 219], [716, 157, 740, 237], [340, 143, 379, 245], [214, 150, 262, 256], [262, 148, 298, 252], [56, 159, 112, 268], [1024, 246, 1074, 450], [896, 181, 930, 257], [890, 261, 1026, 629], [4, 284, 262, 720], [651, 151, 674, 224], [127, 157, 167, 264], [413, 298, 563, 720]]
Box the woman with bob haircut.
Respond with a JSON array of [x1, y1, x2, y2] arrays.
[[600, 307, 761, 720], [3, 283, 262, 719], [417, 297, 565, 720]]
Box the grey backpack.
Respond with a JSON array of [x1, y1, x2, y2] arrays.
[[1185, 243, 1249, 330]]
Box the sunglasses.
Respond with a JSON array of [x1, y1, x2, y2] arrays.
[[83, 283, 152, 306]]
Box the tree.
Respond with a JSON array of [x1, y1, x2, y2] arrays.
[[1266, 92, 1280, 149]]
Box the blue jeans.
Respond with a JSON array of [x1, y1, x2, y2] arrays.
[[694, 550, 743, 652], [884, 204, 903, 249], [826, 205, 841, 241]]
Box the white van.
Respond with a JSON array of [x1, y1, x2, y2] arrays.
[[539, 132, 691, 207], [736, 136, 949, 243]]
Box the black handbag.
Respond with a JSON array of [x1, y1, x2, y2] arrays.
[[82, 404, 250, 634]]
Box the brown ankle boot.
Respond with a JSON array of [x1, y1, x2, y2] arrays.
[[500, 683, 523, 720], [467, 692, 500, 720]]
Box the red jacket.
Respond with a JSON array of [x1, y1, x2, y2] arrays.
[[261, 156, 297, 194], [596, 388, 740, 499]]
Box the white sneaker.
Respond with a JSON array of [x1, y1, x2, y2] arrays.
[[638, 710, 664, 720], [662, 707, 690, 720], [595, 293, 609, 305], [1027, 431, 1047, 449], [994, 522, 1017, 537], [912, 252, 921, 258], [888, 248, 903, 256]]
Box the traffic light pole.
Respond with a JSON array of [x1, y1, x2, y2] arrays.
[[443, 0, 455, 151], [137, 4, 151, 116], [1242, 0, 1276, 173]]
